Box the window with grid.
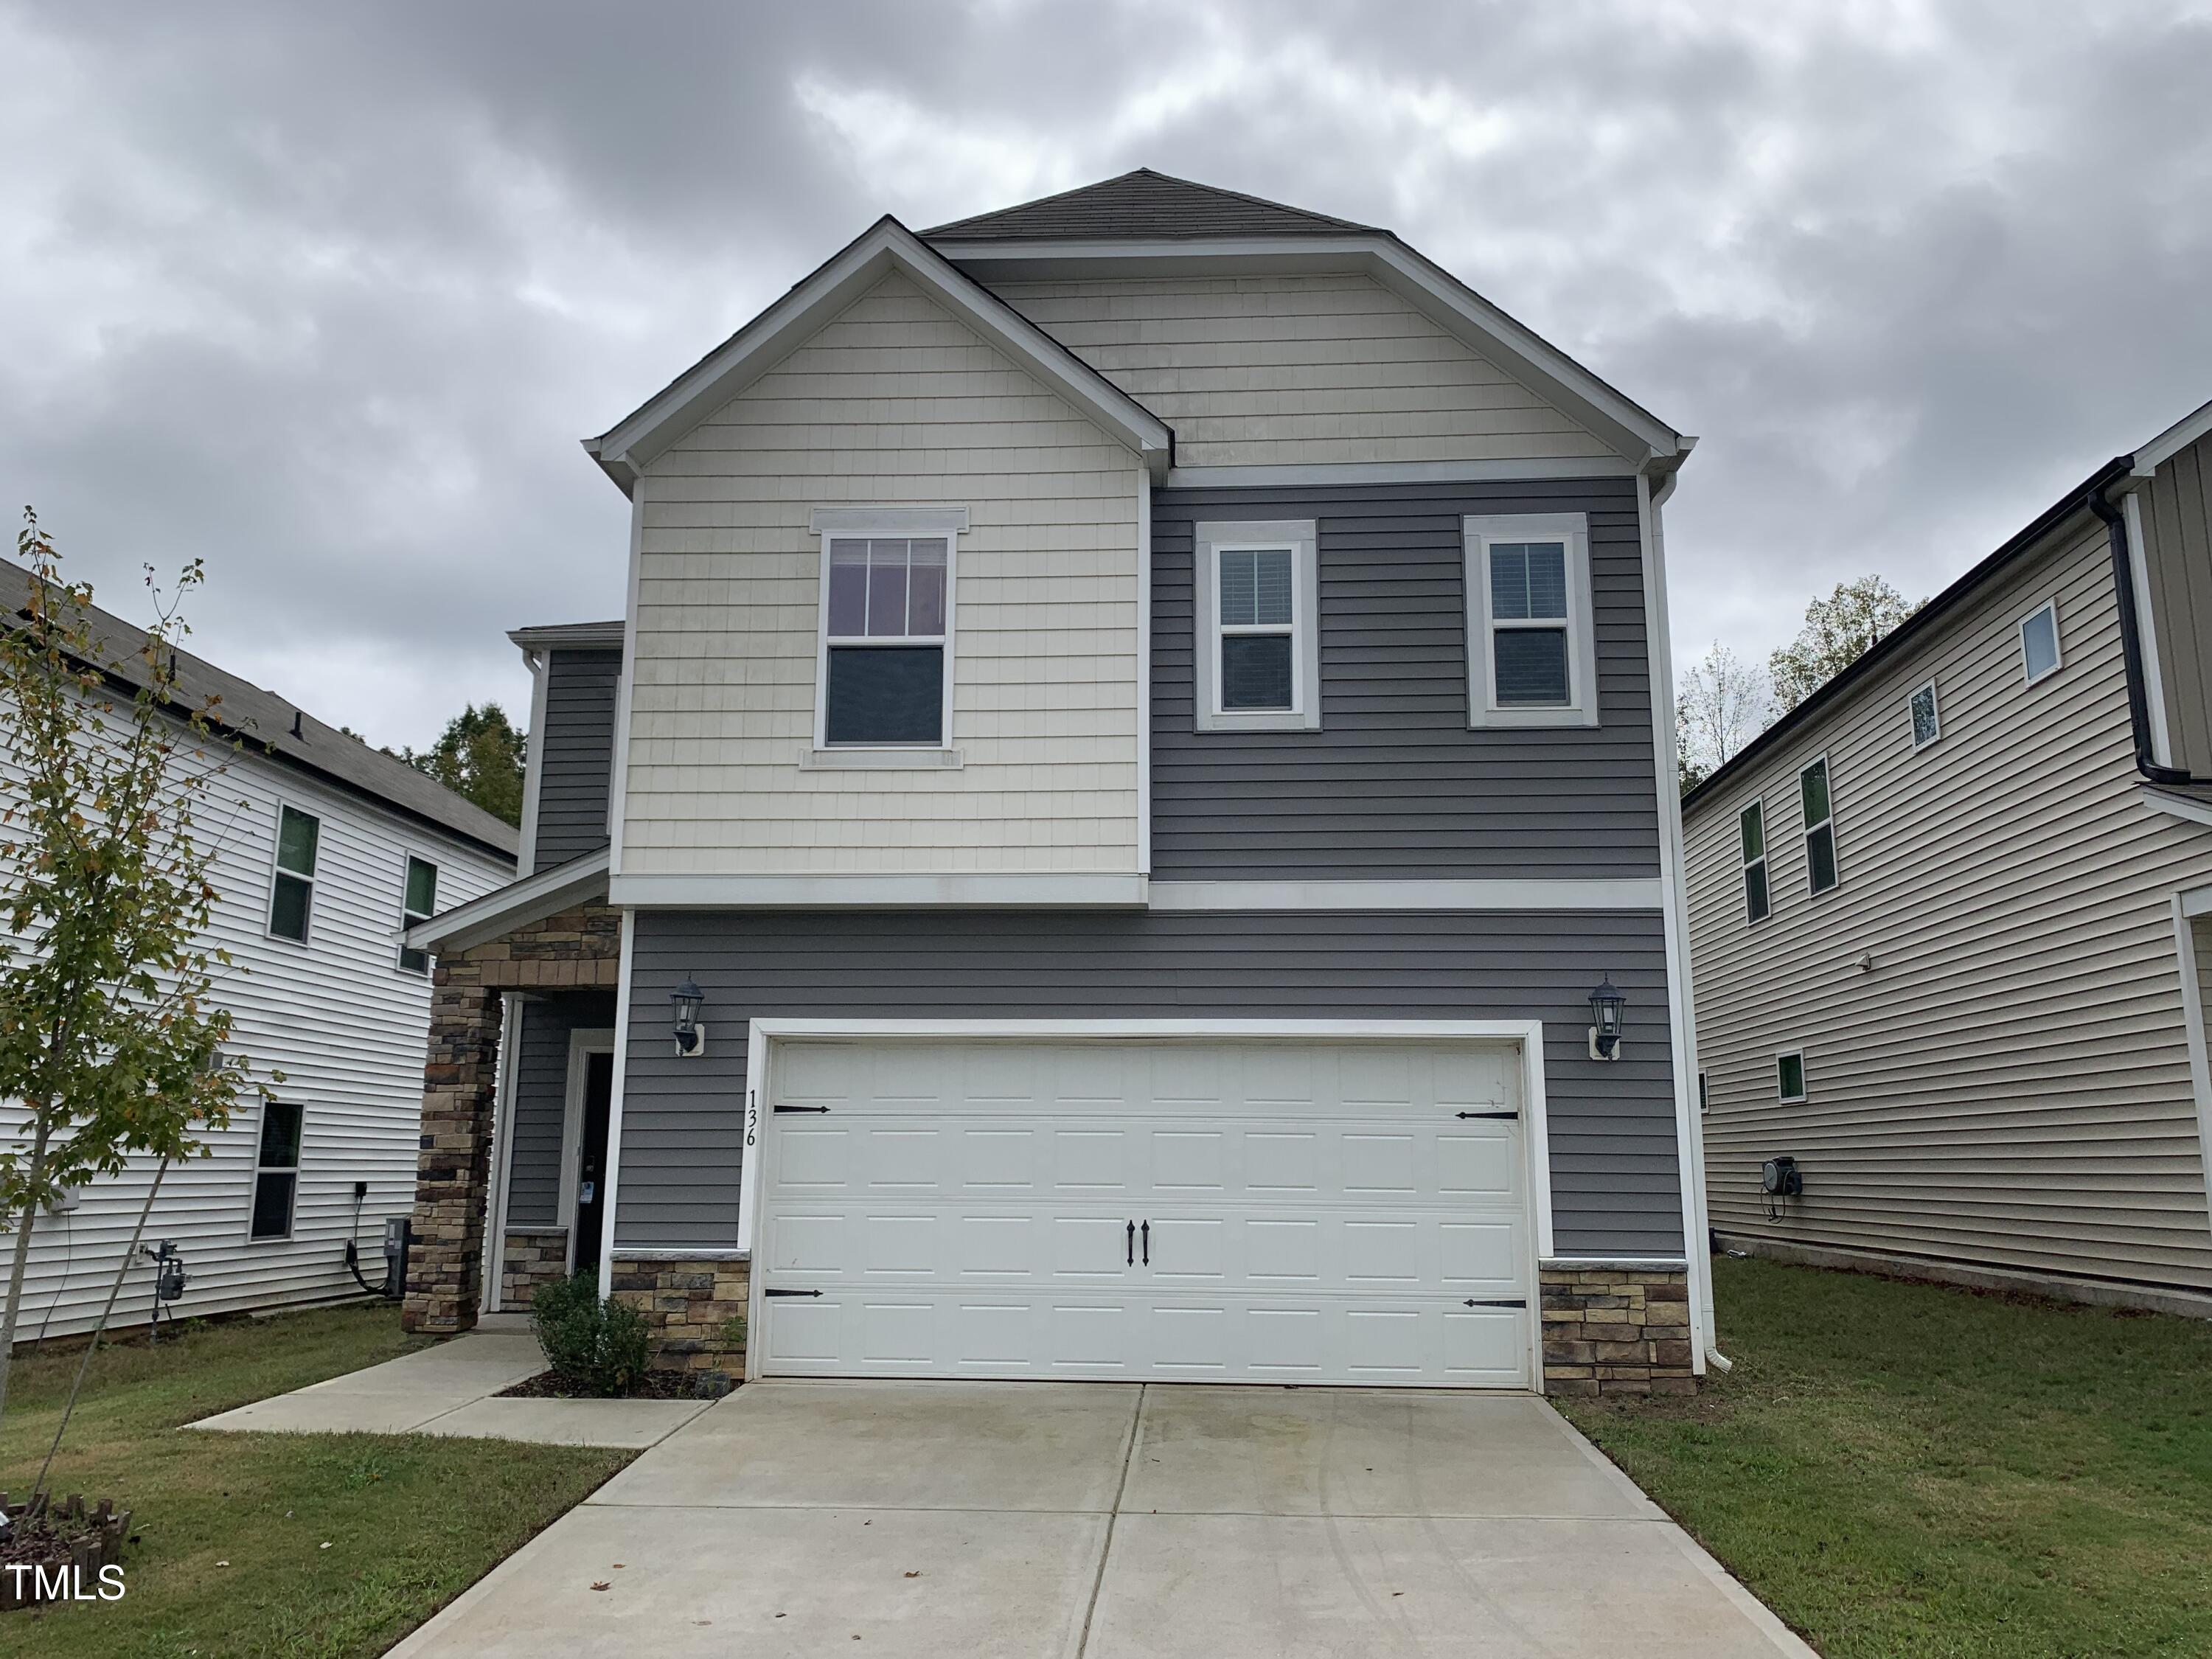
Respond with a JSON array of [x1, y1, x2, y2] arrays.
[[1740, 799, 1770, 923], [1487, 542, 1572, 706], [822, 536, 949, 745], [267, 805, 319, 942], [1217, 546, 1297, 711], [398, 856, 437, 974], [1801, 757, 1838, 895], [251, 1102, 303, 1239]]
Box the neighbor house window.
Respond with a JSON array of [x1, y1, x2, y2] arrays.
[[267, 805, 319, 942], [1740, 799, 1770, 923], [1910, 680, 1941, 748], [1464, 513, 1596, 728], [1775, 1051, 1807, 1104], [2019, 599, 2062, 684], [1194, 520, 1319, 731], [1801, 757, 1839, 895], [819, 535, 951, 745], [398, 856, 437, 975], [251, 1102, 304, 1239]]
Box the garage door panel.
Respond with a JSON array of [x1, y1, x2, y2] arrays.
[[757, 1038, 1533, 1388]]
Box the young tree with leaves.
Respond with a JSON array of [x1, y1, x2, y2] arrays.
[[0, 510, 254, 1430], [1676, 642, 1773, 794], [1768, 575, 1923, 713], [398, 703, 526, 827]]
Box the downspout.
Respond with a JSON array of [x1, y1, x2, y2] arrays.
[[2087, 477, 2200, 785]]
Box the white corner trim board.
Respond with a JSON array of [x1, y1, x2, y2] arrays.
[[1147, 878, 1666, 911], [734, 1014, 1559, 1263], [594, 908, 638, 1300]]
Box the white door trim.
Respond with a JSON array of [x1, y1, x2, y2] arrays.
[[558, 1027, 617, 1274], [738, 1017, 1554, 1387], [479, 991, 526, 1313]]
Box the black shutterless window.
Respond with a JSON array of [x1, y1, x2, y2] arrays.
[[824, 536, 947, 745], [251, 1102, 303, 1239]]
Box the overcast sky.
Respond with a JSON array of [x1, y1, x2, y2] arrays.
[[4, 1, 2208, 750]]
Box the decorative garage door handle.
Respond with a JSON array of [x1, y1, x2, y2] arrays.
[[1141, 1220, 1150, 1265], [1462, 1297, 1526, 1309], [1127, 1220, 1135, 1265], [773, 1104, 830, 1113], [1455, 1110, 1520, 1120], [764, 1287, 824, 1298]]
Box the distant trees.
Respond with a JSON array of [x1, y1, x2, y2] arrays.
[[1675, 575, 1924, 795], [397, 704, 526, 827]]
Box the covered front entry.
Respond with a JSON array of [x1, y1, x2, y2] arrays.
[[748, 1027, 1543, 1388]]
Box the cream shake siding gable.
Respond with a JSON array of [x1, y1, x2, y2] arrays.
[[1686, 512, 2212, 1294], [990, 273, 1620, 470], [625, 268, 1144, 875]]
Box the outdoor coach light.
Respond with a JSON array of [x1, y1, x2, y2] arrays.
[[671, 975, 707, 1058], [1587, 973, 1627, 1061]]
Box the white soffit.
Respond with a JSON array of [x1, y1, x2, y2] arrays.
[[936, 234, 1691, 469], [582, 218, 1175, 494]]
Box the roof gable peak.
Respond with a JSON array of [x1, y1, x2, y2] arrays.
[[922, 168, 1380, 243]]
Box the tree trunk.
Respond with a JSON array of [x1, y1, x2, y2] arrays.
[[0, 1121, 52, 1428]]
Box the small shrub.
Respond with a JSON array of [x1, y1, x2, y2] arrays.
[[527, 1272, 656, 1397]]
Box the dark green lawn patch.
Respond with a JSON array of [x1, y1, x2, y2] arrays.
[[1, 1304, 628, 1657], [1558, 1256, 2212, 1658]]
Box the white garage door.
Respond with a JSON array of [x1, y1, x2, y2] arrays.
[[752, 1035, 1534, 1388]]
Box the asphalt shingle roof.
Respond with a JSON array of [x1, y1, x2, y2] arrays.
[[922, 168, 1380, 243]]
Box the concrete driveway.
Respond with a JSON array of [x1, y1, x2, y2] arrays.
[[392, 1381, 1812, 1658]]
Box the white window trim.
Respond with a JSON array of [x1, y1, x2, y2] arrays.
[[2019, 597, 2064, 686], [1800, 754, 1840, 897], [397, 852, 437, 974], [811, 514, 965, 753], [1775, 1048, 1807, 1105], [1910, 678, 1941, 750], [265, 799, 320, 947], [1193, 520, 1321, 733], [248, 1099, 303, 1242], [558, 1027, 617, 1273], [1740, 796, 1770, 926], [1463, 512, 1598, 728]]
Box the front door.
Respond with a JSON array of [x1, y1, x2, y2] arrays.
[[571, 1049, 615, 1277]]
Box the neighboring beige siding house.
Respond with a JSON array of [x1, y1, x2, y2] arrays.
[[1683, 399, 2212, 1314]]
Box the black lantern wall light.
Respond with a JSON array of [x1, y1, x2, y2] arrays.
[[671, 975, 707, 1057], [1586, 974, 1626, 1061]]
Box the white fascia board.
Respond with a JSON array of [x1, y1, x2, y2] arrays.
[[1166, 456, 1639, 489], [939, 234, 1689, 467], [1148, 878, 1664, 911], [588, 219, 1172, 491], [608, 872, 1148, 909], [2132, 395, 2212, 476], [2143, 787, 2212, 830], [408, 847, 611, 953]]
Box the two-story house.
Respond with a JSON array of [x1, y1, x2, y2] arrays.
[[2, 559, 515, 1340], [1683, 397, 2212, 1315], [403, 171, 1711, 1397]]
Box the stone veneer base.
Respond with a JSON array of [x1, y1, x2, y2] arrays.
[[500, 1228, 571, 1310], [610, 1255, 751, 1374], [1540, 1265, 1696, 1397]]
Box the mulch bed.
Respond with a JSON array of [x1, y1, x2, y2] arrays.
[[1, 1493, 132, 1612], [494, 1368, 705, 1400]]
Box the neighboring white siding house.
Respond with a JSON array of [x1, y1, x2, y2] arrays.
[[1684, 404, 2212, 1311], [1, 585, 515, 1343]]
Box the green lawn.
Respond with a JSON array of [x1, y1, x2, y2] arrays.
[[1558, 1255, 2212, 1658], [1, 1304, 627, 1657]]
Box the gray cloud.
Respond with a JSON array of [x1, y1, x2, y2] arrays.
[[3, 0, 2208, 745]]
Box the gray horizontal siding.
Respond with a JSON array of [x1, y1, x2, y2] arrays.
[[504, 990, 616, 1226], [532, 647, 621, 870], [1150, 479, 1662, 879], [615, 908, 1682, 1259]]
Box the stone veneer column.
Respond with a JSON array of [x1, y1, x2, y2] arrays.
[[1539, 1265, 1696, 1397], [400, 902, 623, 1336], [402, 963, 503, 1334]]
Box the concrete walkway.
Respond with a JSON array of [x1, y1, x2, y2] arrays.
[[389, 1380, 1815, 1658], [187, 1332, 709, 1449]]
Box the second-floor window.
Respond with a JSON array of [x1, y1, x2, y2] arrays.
[[1801, 757, 1839, 895], [1910, 680, 1941, 748], [268, 804, 319, 942], [1464, 513, 1596, 728], [2019, 599, 2062, 684], [820, 535, 950, 746], [398, 856, 437, 974], [1194, 520, 1320, 732], [1740, 799, 1770, 923]]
